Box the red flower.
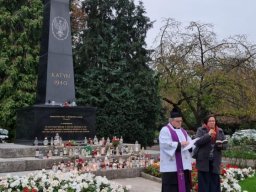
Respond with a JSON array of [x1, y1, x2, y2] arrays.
[[195, 184, 198, 191], [225, 164, 238, 169], [222, 169, 227, 175], [112, 137, 120, 143], [191, 172, 197, 177], [75, 158, 84, 164], [191, 162, 199, 191], [92, 149, 97, 156], [31, 189, 38, 192], [112, 137, 120, 147], [23, 187, 30, 192]]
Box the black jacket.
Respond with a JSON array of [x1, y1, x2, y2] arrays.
[[194, 126, 227, 174]]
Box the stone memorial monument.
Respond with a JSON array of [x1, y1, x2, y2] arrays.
[[16, 0, 96, 144]]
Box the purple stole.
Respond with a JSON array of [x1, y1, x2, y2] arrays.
[[167, 124, 187, 192]]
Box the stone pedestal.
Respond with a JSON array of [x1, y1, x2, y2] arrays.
[[15, 0, 97, 144], [16, 105, 96, 144]]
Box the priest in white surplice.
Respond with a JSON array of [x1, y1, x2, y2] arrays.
[[159, 107, 192, 192]]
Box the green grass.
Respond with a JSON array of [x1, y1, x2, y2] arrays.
[[239, 175, 256, 192], [223, 149, 256, 160]]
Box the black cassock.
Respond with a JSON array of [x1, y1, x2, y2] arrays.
[[161, 170, 191, 192]]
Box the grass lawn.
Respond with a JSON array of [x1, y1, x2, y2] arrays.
[[223, 149, 256, 159], [239, 175, 256, 192]]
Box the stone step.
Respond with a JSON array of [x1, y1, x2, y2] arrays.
[[0, 155, 145, 179], [0, 167, 145, 180], [0, 156, 69, 173], [95, 168, 144, 180], [0, 143, 40, 158]]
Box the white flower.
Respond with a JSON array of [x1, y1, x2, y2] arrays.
[[0, 170, 129, 192], [62, 184, 69, 189], [0, 179, 8, 188], [221, 166, 256, 192], [101, 188, 108, 192], [47, 186, 54, 192], [51, 179, 60, 187], [10, 179, 20, 188], [80, 182, 88, 189], [21, 178, 29, 187]]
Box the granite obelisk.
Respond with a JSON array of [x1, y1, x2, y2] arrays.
[[36, 0, 75, 104], [16, 0, 96, 144]]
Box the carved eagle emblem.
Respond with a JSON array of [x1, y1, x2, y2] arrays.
[[52, 16, 69, 40]]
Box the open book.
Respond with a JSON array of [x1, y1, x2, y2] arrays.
[[216, 139, 228, 144]]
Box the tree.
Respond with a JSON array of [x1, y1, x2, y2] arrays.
[[71, 0, 88, 39], [73, 0, 161, 146], [0, 0, 43, 139], [152, 18, 256, 130]]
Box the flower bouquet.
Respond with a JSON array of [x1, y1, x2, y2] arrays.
[[144, 162, 161, 178], [112, 137, 120, 148], [64, 140, 76, 147], [75, 158, 84, 171]]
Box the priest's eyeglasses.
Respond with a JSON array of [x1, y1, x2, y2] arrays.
[[174, 120, 183, 123]]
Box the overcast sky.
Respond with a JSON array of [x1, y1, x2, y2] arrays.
[[135, 0, 255, 48]]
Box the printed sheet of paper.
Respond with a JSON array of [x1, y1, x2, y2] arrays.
[[182, 138, 199, 151]]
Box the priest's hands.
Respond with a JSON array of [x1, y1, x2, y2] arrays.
[[181, 141, 189, 147]]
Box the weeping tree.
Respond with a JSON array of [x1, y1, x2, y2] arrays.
[[0, 0, 43, 139], [73, 0, 161, 146], [152, 18, 256, 130]]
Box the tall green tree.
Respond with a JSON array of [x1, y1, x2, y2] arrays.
[[0, 0, 43, 138], [74, 0, 161, 146]]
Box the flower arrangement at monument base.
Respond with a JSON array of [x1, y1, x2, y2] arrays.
[[144, 162, 161, 178], [112, 137, 120, 148], [0, 170, 130, 192], [64, 140, 77, 147]]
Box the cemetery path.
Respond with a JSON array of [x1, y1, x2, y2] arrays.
[[112, 177, 161, 192]]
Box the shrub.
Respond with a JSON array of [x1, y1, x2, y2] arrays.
[[144, 162, 161, 178]]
